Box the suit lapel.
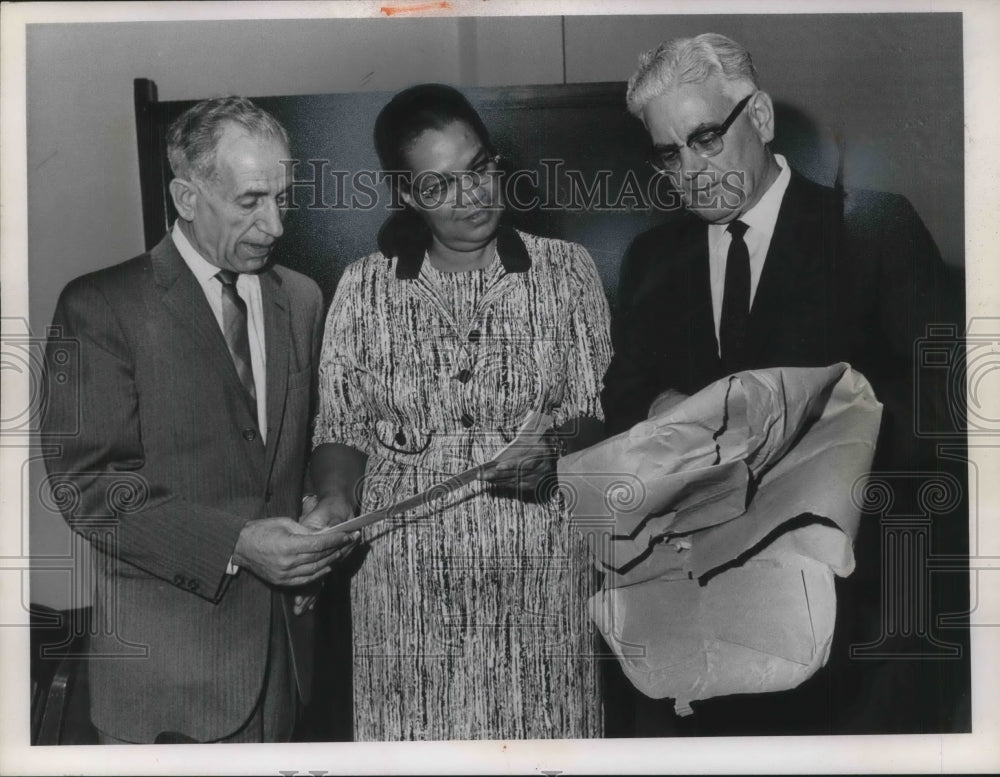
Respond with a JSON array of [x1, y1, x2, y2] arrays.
[[745, 172, 832, 364], [151, 235, 261, 431], [686, 223, 718, 356], [260, 268, 290, 481], [674, 216, 721, 370]]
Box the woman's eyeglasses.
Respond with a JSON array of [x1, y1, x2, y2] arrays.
[[411, 152, 502, 207]]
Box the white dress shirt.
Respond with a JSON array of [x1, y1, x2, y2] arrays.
[[173, 222, 269, 576], [707, 153, 792, 356], [172, 222, 268, 441]]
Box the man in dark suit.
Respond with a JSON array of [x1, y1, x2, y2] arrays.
[[41, 96, 356, 743], [601, 33, 965, 735]]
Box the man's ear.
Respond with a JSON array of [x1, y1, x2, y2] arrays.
[[169, 178, 198, 221], [747, 90, 776, 145]]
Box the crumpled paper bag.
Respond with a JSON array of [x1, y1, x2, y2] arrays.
[[558, 363, 882, 712]]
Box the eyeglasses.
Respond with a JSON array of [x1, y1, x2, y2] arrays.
[[647, 93, 755, 174], [411, 152, 502, 207]]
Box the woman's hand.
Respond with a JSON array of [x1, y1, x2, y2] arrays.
[[479, 429, 561, 499], [294, 486, 363, 616], [300, 493, 358, 531]]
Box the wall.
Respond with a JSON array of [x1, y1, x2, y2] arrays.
[[25, 13, 963, 608], [565, 13, 964, 271], [27, 17, 565, 333]]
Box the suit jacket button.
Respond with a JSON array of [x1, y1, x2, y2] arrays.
[[461, 413, 475, 428], [467, 328, 481, 344], [243, 428, 257, 442], [173, 574, 184, 586], [188, 579, 199, 592], [456, 368, 472, 383]]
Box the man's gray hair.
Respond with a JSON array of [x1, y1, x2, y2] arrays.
[[626, 33, 759, 118], [166, 96, 289, 181]]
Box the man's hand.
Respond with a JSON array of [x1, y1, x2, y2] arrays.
[[233, 516, 356, 588], [479, 429, 560, 498]]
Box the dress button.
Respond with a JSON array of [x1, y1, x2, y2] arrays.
[[394, 430, 407, 445], [456, 368, 472, 383], [467, 328, 481, 344], [243, 428, 257, 442], [460, 413, 475, 428]]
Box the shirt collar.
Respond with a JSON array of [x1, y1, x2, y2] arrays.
[[394, 223, 532, 280], [172, 221, 227, 286], [737, 153, 791, 237]]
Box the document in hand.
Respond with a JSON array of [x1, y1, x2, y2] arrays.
[[331, 409, 554, 534], [558, 363, 882, 714]]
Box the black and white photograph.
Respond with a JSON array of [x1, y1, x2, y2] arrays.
[[1, 0, 998, 773]]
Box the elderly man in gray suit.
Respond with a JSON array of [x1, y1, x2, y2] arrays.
[[42, 96, 355, 743]]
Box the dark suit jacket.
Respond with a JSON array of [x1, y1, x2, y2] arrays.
[[42, 233, 324, 742], [602, 170, 961, 470]]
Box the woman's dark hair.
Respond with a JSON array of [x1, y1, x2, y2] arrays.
[[374, 84, 494, 259]]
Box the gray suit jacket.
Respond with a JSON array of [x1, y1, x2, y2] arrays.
[[42, 233, 324, 742]]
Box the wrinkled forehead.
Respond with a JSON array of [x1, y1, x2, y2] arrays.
[[212, 128, 291, 191], [643, 76, 742, 141]]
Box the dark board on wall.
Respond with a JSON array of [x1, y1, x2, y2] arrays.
[[134, 78, 843, 308]]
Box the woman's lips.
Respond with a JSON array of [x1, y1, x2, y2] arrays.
[[461, 208, 492, 224]]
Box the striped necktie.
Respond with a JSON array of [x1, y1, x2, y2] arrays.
[[216, 270, 257, 414]]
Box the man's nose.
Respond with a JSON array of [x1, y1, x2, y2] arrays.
[[677, 146, 709, 179], [257, 199, 284, 239]]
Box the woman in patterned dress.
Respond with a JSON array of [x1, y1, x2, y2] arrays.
[[305, 84, 612, 740]]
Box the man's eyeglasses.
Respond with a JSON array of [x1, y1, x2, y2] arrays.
[[648, 93, 755, 174], [412, 152, 502, 206]]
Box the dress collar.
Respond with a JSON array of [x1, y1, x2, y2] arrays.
[[394, 224, 532, 279]]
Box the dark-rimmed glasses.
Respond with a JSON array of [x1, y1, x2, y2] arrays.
[[648, 92, 755, 174]]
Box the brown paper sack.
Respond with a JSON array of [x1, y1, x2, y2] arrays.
[[558, 363, 882, 714]]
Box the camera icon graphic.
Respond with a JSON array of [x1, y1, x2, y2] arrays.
[[914, 317, 1000, 437], [1, 319, 80, 437]]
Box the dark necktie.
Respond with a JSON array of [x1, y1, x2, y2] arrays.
[[216, 270, 257, 414], [719, 219, 751, 372]]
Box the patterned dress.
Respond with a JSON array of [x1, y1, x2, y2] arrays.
[[313, 227, 612, 740]]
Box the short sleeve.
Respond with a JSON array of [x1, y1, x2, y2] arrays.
[[311, 261, 376, 455], [551, 244, 613, 428]]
